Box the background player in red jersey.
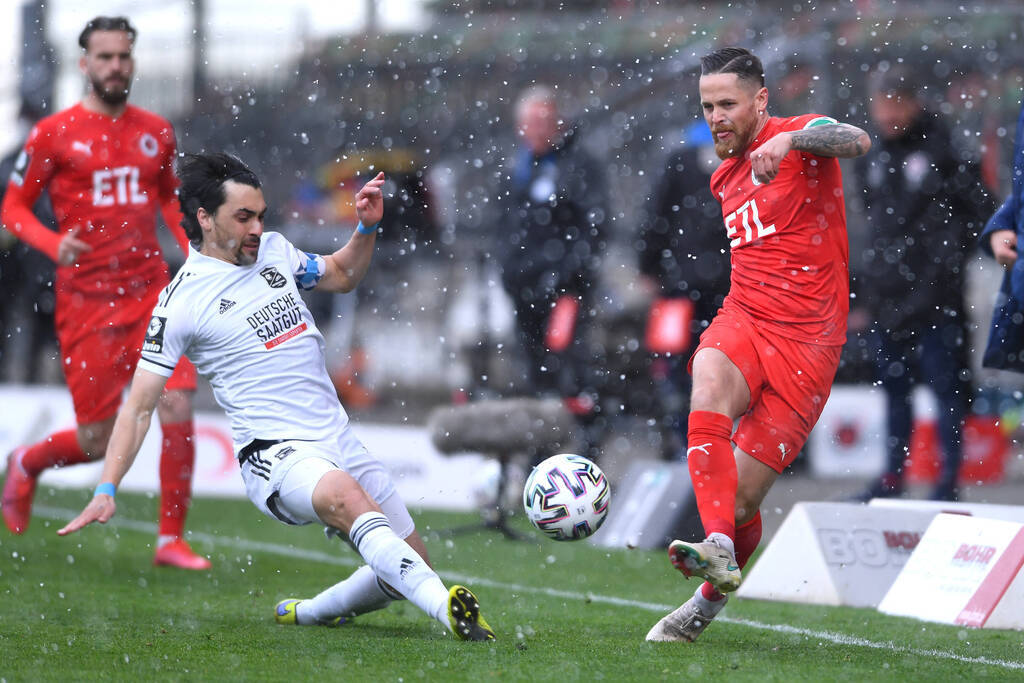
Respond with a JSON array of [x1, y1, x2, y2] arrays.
[[0, 16, 209, 570], [646, 47, 870, 642]]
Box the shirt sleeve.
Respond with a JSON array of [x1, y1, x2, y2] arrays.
[[0, 123, 63, 260], [138, 289, 194, 377], [286, 241, 327, 291]]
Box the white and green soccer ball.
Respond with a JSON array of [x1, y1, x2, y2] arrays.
[[522, 453, 610, 541]]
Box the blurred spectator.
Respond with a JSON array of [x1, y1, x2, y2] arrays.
[[851, 65, 993, 502], [636, 121, 729, 457], [0, 136, 57, 383], [495, 85, 608, 405], [981, 101, 1024, 370]]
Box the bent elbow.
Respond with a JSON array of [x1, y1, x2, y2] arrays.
[[858, 132, 872, 156]]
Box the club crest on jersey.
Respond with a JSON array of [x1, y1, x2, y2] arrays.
[[139, 133, 159, 158], [260, 266, 287, 289], [750, 167, 762, 186], [143, 315, 167, 353]]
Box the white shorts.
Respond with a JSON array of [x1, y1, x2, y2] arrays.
[[237, 427, 415, 539]]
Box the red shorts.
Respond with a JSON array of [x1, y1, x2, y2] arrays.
[[56, 290, 196, 425], [690, 307, 842, 473]]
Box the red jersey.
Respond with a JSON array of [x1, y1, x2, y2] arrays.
[[710, 114, 849, 345], [2, 103, 187, 324]]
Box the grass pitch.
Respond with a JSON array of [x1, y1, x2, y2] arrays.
[[2, 487, 1022, 681]]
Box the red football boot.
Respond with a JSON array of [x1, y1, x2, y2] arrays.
[[153, 538, 212, 570], [2, 448, 36, 534]]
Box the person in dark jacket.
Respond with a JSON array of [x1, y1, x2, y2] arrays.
[[981, 102, 1024, 371], [637, 122, 730, 457], [496, 86, 607, 403], [851, 66, 992, 501]]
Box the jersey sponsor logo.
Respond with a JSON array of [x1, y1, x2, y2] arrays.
[[93, 166, 147, 207], [143, 315, 167, 353], [218, 298, 236, 314], [71, 140, 93, 157], [260, 266, 287, 289], [725, 197, 776, 248], [139, 133, 159, 158], [10, 150, 28, 186], [245, 292, 307, 348], [264, 323, 308, 349]]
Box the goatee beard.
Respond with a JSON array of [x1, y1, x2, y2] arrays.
[[91, 77, 130, 106]]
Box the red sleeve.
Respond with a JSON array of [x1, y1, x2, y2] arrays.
[[0, 125, 61, 261], [156, 126, 189, 256]]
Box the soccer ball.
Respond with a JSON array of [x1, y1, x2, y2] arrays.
[[522, 453, 610, 541]]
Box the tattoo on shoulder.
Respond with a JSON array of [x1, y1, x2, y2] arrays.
[[789, 123, 867, 158]]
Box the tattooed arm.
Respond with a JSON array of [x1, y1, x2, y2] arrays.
[[750, 123, 871, 183], [789, 123, 871, 158]]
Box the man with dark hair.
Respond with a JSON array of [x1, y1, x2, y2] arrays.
[[58, 153, 495, 641], [0, 16, 208, 569], [851, 65, 991, 502], [646, 46, 870, 642]]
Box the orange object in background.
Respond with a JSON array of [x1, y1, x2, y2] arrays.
[[645, 297, 694, 355], [545, 295, 579, 352], [904, 415, 1010, 485]]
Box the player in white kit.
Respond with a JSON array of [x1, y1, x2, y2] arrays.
[[58, 152, 495, 641]]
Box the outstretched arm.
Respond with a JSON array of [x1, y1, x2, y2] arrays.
[[316, 172, 386, 293], [57, 367, 168, 535], [751, 123, 871, 183]]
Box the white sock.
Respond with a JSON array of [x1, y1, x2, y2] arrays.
[[707, 532, 735, 557], [156, 534, 178, 550], [349, 512, 450, 628], [693, 585, 728, 617], [297, 565, 396, 625]]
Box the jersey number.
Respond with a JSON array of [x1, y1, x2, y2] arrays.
[[93, 166, 147, 207], [725, 197, 775, 248]]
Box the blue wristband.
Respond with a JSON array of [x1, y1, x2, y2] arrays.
[[94, 482, 116, 498], [356, 221, 379, 235]]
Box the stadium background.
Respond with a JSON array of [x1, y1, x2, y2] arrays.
[[2, 0, 1024, 495]]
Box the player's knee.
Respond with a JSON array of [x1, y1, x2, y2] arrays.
[[76, 424, 112, 460], [312, 471, 375, 532]]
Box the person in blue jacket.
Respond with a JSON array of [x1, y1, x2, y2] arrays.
[[982, 102, 1024, 372]]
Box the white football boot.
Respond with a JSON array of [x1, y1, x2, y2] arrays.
[[668, 537, 742, 593], [646, 592, 727, 642]]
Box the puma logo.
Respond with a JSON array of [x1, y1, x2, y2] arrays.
[[778, 442, 789, 461], [686, 443, 713, 457], [72, 140, 93, 156]]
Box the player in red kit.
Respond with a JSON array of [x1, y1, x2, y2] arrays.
[[646, 47, 870, 642], [0, 16, 209, 570]]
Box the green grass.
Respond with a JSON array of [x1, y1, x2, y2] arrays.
[[2, 487, 1023, 681]]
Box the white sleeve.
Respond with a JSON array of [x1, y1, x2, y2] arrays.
[[138, 291, 194, 378]]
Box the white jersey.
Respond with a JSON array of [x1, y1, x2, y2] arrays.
[[138, 231, 347, 450]]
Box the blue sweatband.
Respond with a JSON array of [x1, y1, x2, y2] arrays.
[[356, 221, 379, 235], [94, 482, 116, 498]]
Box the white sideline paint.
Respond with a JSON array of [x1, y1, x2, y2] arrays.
[[0, 385, 487, 510], [34, 505, 1024, 673]]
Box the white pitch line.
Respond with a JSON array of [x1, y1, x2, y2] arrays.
[[35, 505, 1024, 672]]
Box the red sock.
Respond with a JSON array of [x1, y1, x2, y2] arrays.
[[701, 511, 762, 601], [20, 429, 92, 476], [158, 421, 196, 539], [686, 410, 737, 540]]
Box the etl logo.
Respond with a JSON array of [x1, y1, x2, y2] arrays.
[[952, 544, 997, 566], [93, 166, 147, 207]]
